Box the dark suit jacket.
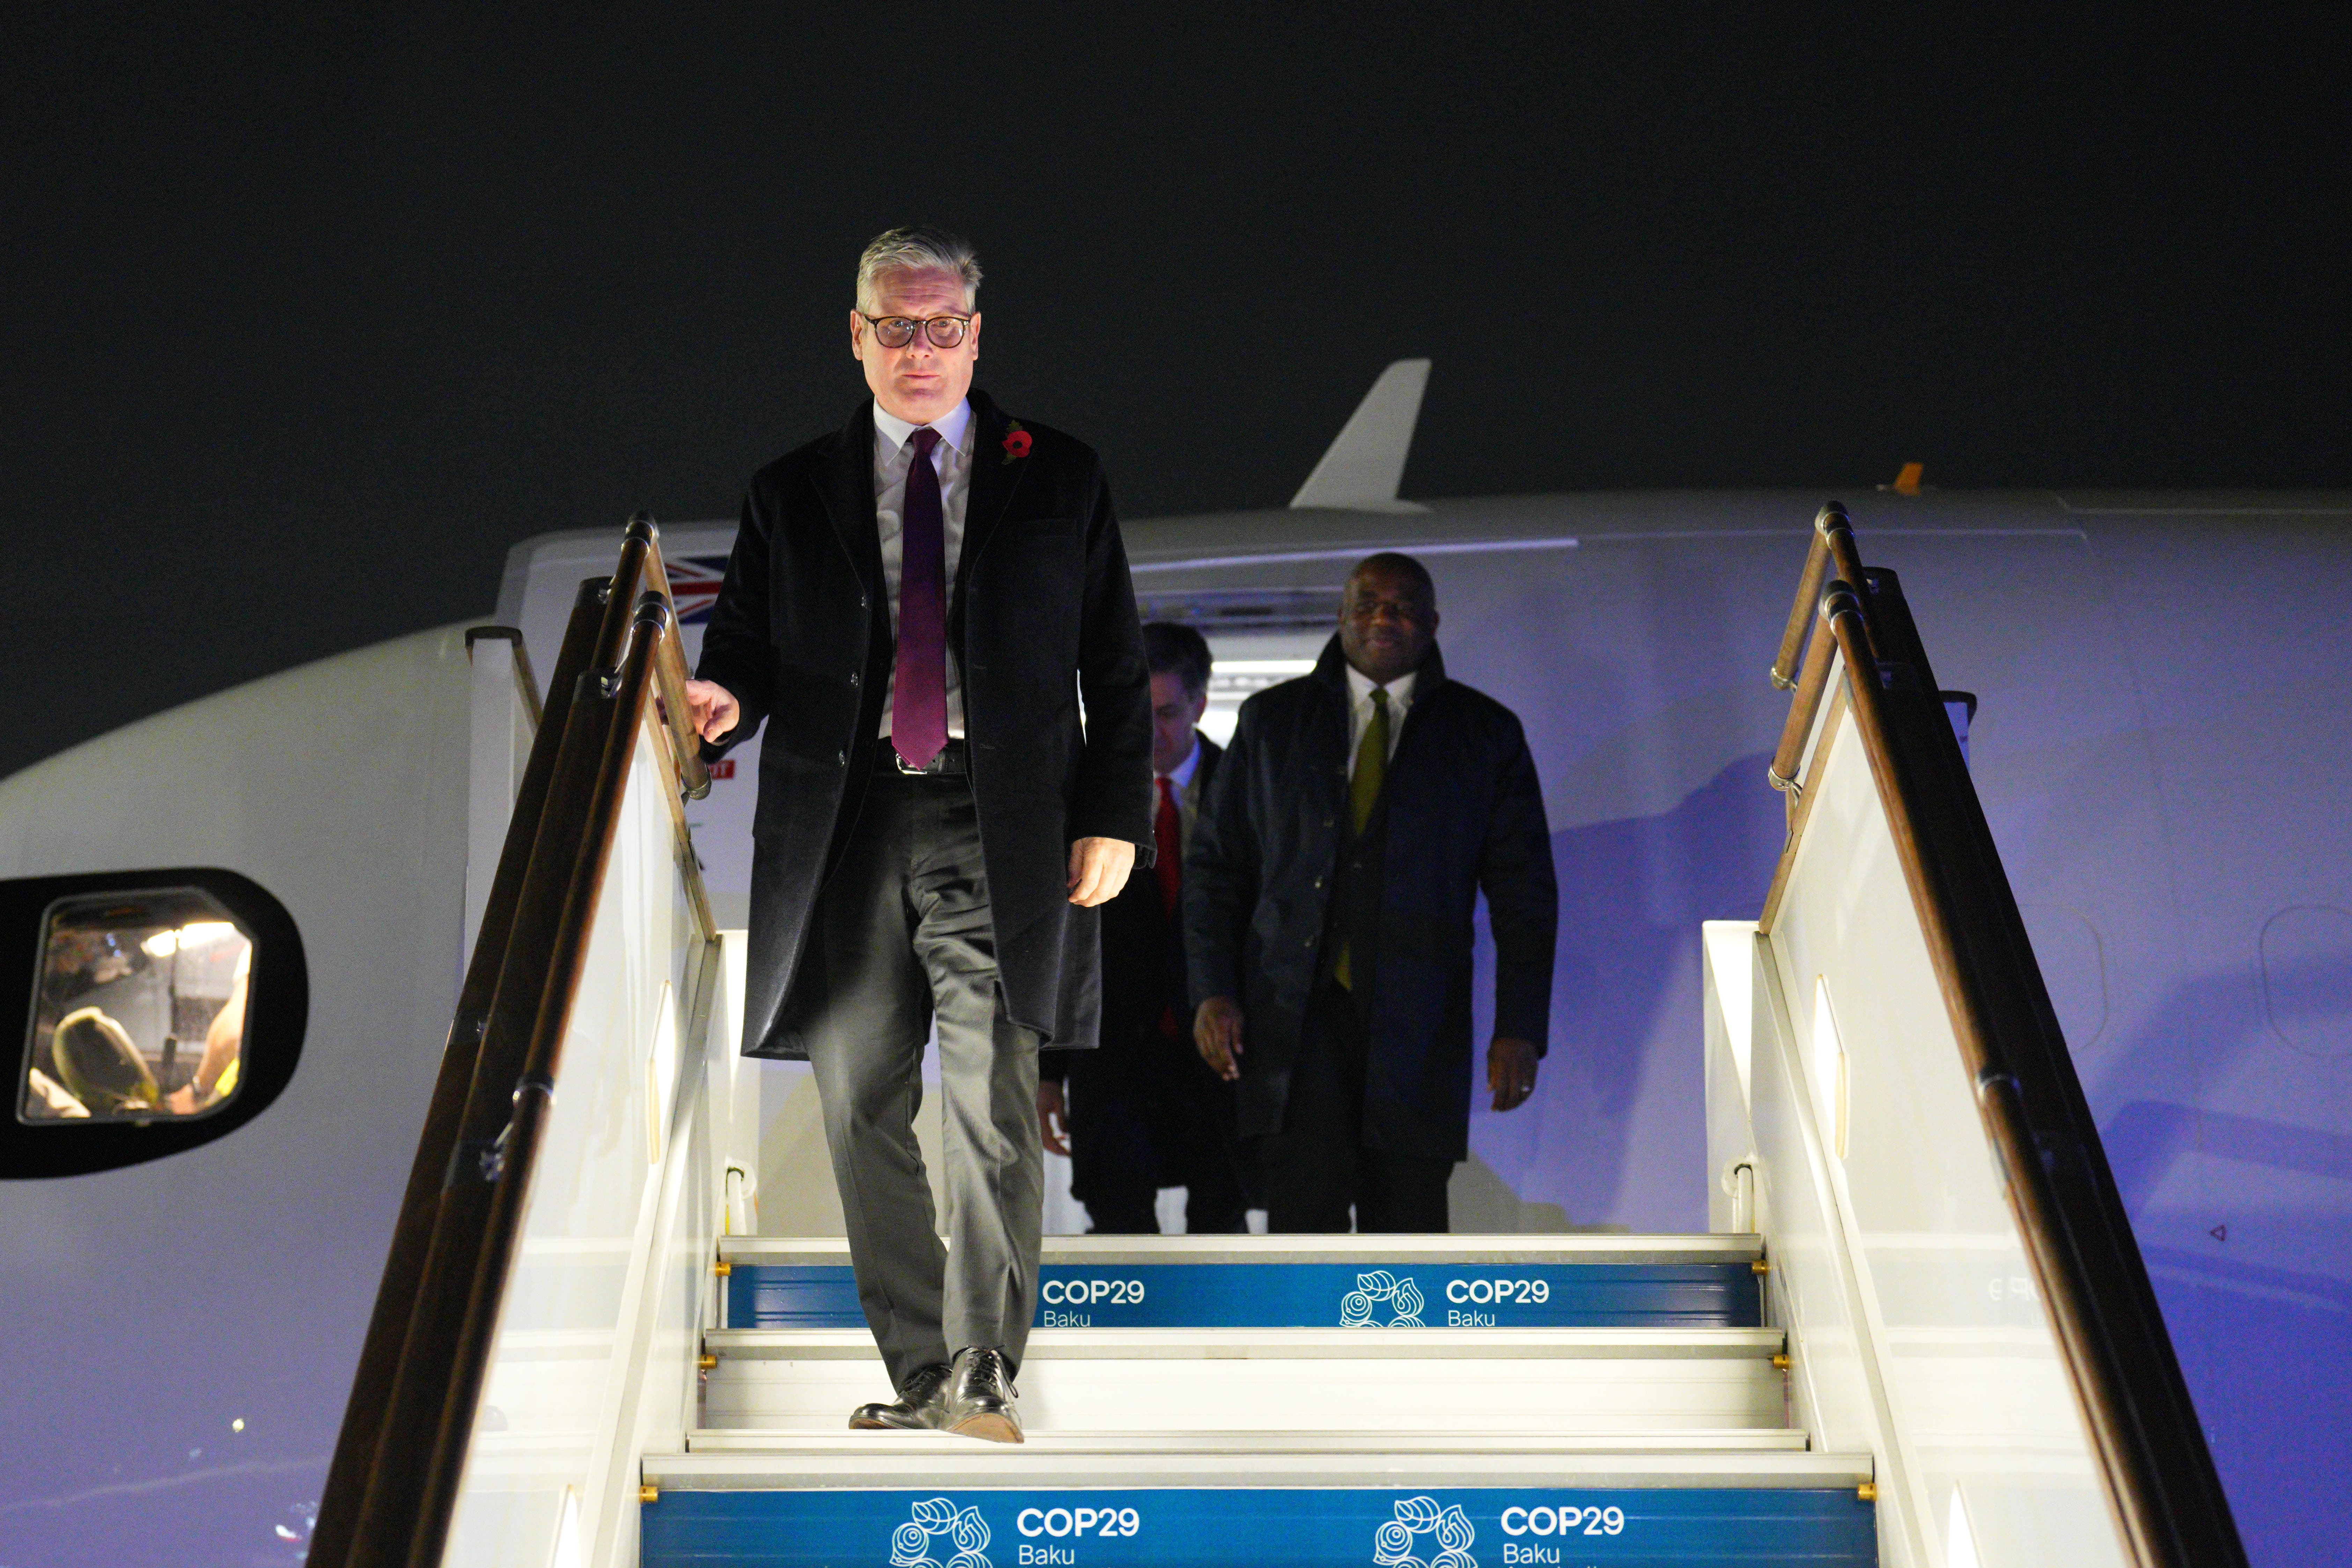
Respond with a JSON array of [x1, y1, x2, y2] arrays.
[[1042, 732, 1222, 1083], [696, 390, 1153, 1056], [1185, 635, 1557, 1162]]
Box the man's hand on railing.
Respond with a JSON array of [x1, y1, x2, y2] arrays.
[[1066, 837, 1135, 907], [682, 678, 740, 743]]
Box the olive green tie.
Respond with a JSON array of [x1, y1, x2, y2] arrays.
[[1351, 687, 1390, 834], [1334, 687, 1389, 991]]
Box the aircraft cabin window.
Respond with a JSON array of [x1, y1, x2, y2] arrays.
[[20, 891, 254, 1124], [2, 868, 305, 1179]]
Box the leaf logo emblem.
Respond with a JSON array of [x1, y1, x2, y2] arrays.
[[1372, 1494, 1475, 1567], [1342, 1271, 1426, 1328], [892, 1497, 990, 1568]]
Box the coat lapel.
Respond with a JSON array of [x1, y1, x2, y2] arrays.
[[1308, 635, 1356, 804], [1192, 733, 1223, 800], [953, 389, 1029, 629], [816, 400, 885, 601], [1385, 640, 1448, 778]]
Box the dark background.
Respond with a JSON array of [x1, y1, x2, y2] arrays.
[[4, 7, 2346, 779]]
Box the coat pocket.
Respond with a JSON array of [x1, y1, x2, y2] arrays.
[[987, 517, 1083, 582]]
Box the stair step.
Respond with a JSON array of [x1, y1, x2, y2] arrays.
[[647, 1447, 1865, 1489], [721, 1235, 1765, 1331], [706, 1327, 1785, 1359], [723, 1235, 1764, 1264], [670, 1243, 1838, 1562], [702, 1330, 1791, 1435], [685, 1428, 1819, 1455], [640, 1461, 1877, 1566]]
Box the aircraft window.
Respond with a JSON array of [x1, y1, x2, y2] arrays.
[[18, 891, 254, 1125]]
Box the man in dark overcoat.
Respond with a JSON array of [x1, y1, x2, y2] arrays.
[[683, 227, 1152, 1441], [1187, 553, 1556, 1232], [1038, 622, 1248, 1234]]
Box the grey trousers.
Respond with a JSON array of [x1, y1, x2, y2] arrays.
[[788, 770, 1043, 1389]]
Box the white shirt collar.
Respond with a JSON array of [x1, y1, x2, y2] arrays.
[[1160, 732, 1203, 790], [1345, 662, 1419, 709], [873, 397, 973, 458]]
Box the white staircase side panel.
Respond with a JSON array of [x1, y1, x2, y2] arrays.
[[1704, 921, 1760, 1234], [1769, 717, 2126, 1568], [1745, 929, 1924, 1568], [581, 991, 722, 1568], [438, 724, 725, 1568], [1705, 688, 2146, 1568], [462, 632, 536, 960], [709, 928, 760, 1241]]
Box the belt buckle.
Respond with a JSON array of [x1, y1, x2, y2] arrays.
[[893, 750, 928, 776]]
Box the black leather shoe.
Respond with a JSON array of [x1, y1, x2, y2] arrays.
[[944, 1346, 1023, 1443], [848, 1361, 952, 1431]]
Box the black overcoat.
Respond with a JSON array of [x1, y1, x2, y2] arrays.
[[1185, 636, 1558, 1162], [1042, 734, 1233, 1197], [1096, 733, 1222, 1057], [1042, 733, 1223, 1076], [696, 391, 1154, 1057]]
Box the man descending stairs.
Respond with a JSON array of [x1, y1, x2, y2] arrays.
[[640, 1234, 1877, 1566]]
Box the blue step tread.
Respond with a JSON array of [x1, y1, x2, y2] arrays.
[[641, 1485, 1873, 1566], [728, 1262, 1759, 1331]]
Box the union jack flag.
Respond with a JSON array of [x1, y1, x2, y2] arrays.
[[668, 553, 732, 625]]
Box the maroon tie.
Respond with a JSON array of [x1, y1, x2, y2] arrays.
[[891, 426, 948, 769]]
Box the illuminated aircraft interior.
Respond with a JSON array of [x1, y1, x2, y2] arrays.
[[0, 364, 2342, 1567]]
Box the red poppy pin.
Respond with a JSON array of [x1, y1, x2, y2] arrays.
[[1001, 421, 1032, 464]]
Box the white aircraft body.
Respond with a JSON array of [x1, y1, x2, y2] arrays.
[[0, 365, 2342, 1567]]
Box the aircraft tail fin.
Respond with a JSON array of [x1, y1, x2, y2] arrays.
[[1289, 358, 1431, 512]]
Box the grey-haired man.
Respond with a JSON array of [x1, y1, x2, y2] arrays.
[[684, 227, 1153, 1440]]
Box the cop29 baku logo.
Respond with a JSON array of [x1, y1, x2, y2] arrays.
[[1375, 1495, 1475, 1568], [1342, 1269, 1426, 1327], [891, 1497, 990, 1568]]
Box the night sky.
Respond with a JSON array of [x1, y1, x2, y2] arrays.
[[5, 8, 2346, 780]]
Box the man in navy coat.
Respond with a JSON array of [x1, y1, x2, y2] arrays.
[[1187, 553, 1556, 1232], [1039, 622, 1248, 1234], [684, 228, 1152, 1440]]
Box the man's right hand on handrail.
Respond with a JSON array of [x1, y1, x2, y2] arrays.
[[683, 678, 740, 744]]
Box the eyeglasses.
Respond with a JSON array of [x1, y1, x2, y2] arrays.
[[857, 311, 973, 349]]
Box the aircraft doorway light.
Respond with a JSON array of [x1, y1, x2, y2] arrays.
[[140, 920, 241, 958]]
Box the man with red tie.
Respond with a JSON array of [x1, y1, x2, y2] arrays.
[[1038, 623, 1248, 1234], [681, 227, 1152, 1443]]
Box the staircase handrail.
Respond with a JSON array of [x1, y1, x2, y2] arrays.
[[310, 515, 716, 1568], [1762, 516, 2245, 1568], [1767, 502, 1872, 796]]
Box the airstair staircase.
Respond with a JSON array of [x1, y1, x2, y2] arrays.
[[640, 1236, 1878, 1566], [310, 510, 2246, 1568]]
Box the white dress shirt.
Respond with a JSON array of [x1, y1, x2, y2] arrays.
[[1344, 664, 1417, 776], [872, 398, 975, 738]]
